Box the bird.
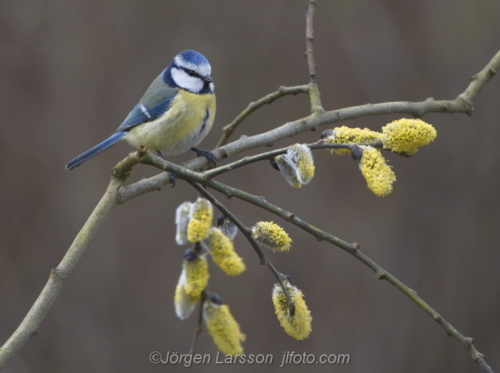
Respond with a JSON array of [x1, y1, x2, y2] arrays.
[[65, 50, 217, 176]]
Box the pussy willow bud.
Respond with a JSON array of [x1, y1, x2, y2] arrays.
[[174, 282, 198, 320], [203, 294, 246, 355], [204, 227, 245, 276], [251, 221, 292, 252], [272, 279, 312, 340], [216, 215, 238, 240], [182, 250, 209, 298], [186, 198, 213, 243], [174, 249, 209, 320], [175, 202, 193, 245], [381, 118, 437, 156], [274, 144, 315, 188], [358, 146, 396, 197], [323, 126, 383, 155]]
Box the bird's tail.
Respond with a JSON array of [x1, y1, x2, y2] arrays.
[[65, 132, 125, 171]]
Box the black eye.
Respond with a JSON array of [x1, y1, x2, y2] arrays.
[[186, 69, 197, 77]]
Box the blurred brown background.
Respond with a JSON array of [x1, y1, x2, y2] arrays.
[[1, 1, 500, 372]]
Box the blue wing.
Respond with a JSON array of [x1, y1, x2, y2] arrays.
[[114, 74, 178, 133]]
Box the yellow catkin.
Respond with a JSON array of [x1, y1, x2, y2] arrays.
[[382, 118, 437, 155], [174, 280, 199, 320], [184, 255, 209, 297], [358, 146, 396, 197], [251, 221, 292, 252], [187, 198, 213, 243], [205, 228, 245, 276], [324, 126, 382, 155], [204, 302, 246, 355], [294, 145, 315, 185], [275, 144, 315, 188], [272, 283, 312, 340]]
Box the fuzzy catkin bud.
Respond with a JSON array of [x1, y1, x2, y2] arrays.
[[183, 253, 209, 297], [272, 282, 312, 340], [217, 215, 238, 240], [324, 126, 382, 155], [187, 198, 213, 243], [382, 118, 437, 156], [203, 299, 246, 355], [204, 228, 245, 276], [274, 144, 315, 188], [175, 202, 193, 245], [358, 146, 396, 197], [251, 221, 292, 252], [174, 271, 200, 320]]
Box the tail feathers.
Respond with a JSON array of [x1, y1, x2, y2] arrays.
[[65, 132, 125, 171]]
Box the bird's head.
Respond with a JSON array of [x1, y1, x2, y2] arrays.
[[165, 50, 214, 94]]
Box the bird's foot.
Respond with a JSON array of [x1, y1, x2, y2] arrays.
[[191, 147, 217, 167], [168, 172, 176, 188]]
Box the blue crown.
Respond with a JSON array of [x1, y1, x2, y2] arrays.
[[178, 50, 209, 66]]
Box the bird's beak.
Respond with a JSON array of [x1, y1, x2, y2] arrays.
[[204, 76, 213, 83]]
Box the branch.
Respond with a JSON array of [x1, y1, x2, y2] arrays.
[[305, 0, 323, 113], [203, 141, 369, 180], [215, 85, 309, 148], [458, 50, 500, 113], [135, 153, 356, 250], [2, 41, 497, 373], [187, 181, 294, 308], [135, 154, 493, 372], [117, 49, 500, 204], [188, 291, 207, 355], [0, 151, 144, 369]]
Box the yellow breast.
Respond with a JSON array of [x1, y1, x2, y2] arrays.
[[124, 91, 216, 156]]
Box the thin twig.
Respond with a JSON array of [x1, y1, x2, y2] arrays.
[[117, 49, 500, 203], [188, 291, 207, 355], [135, 153, 494, 372], [1, 29, 498, 373], [215, 85, 309, 148], [187, 181, 294, 307], [305, 0, 323, 112], [203, 141, 379, 180]]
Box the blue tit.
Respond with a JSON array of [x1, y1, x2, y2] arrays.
[[65, 50, 216, 171]]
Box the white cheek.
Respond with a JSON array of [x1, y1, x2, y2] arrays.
[[209, 82, 214, 92], [171, 68, 203, 92]]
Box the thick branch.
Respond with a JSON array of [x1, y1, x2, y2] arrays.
[[117, 49, 500, 203], [1, 44, 497, 373]]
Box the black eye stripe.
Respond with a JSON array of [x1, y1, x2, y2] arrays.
[[184, 68, 201, 78]]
